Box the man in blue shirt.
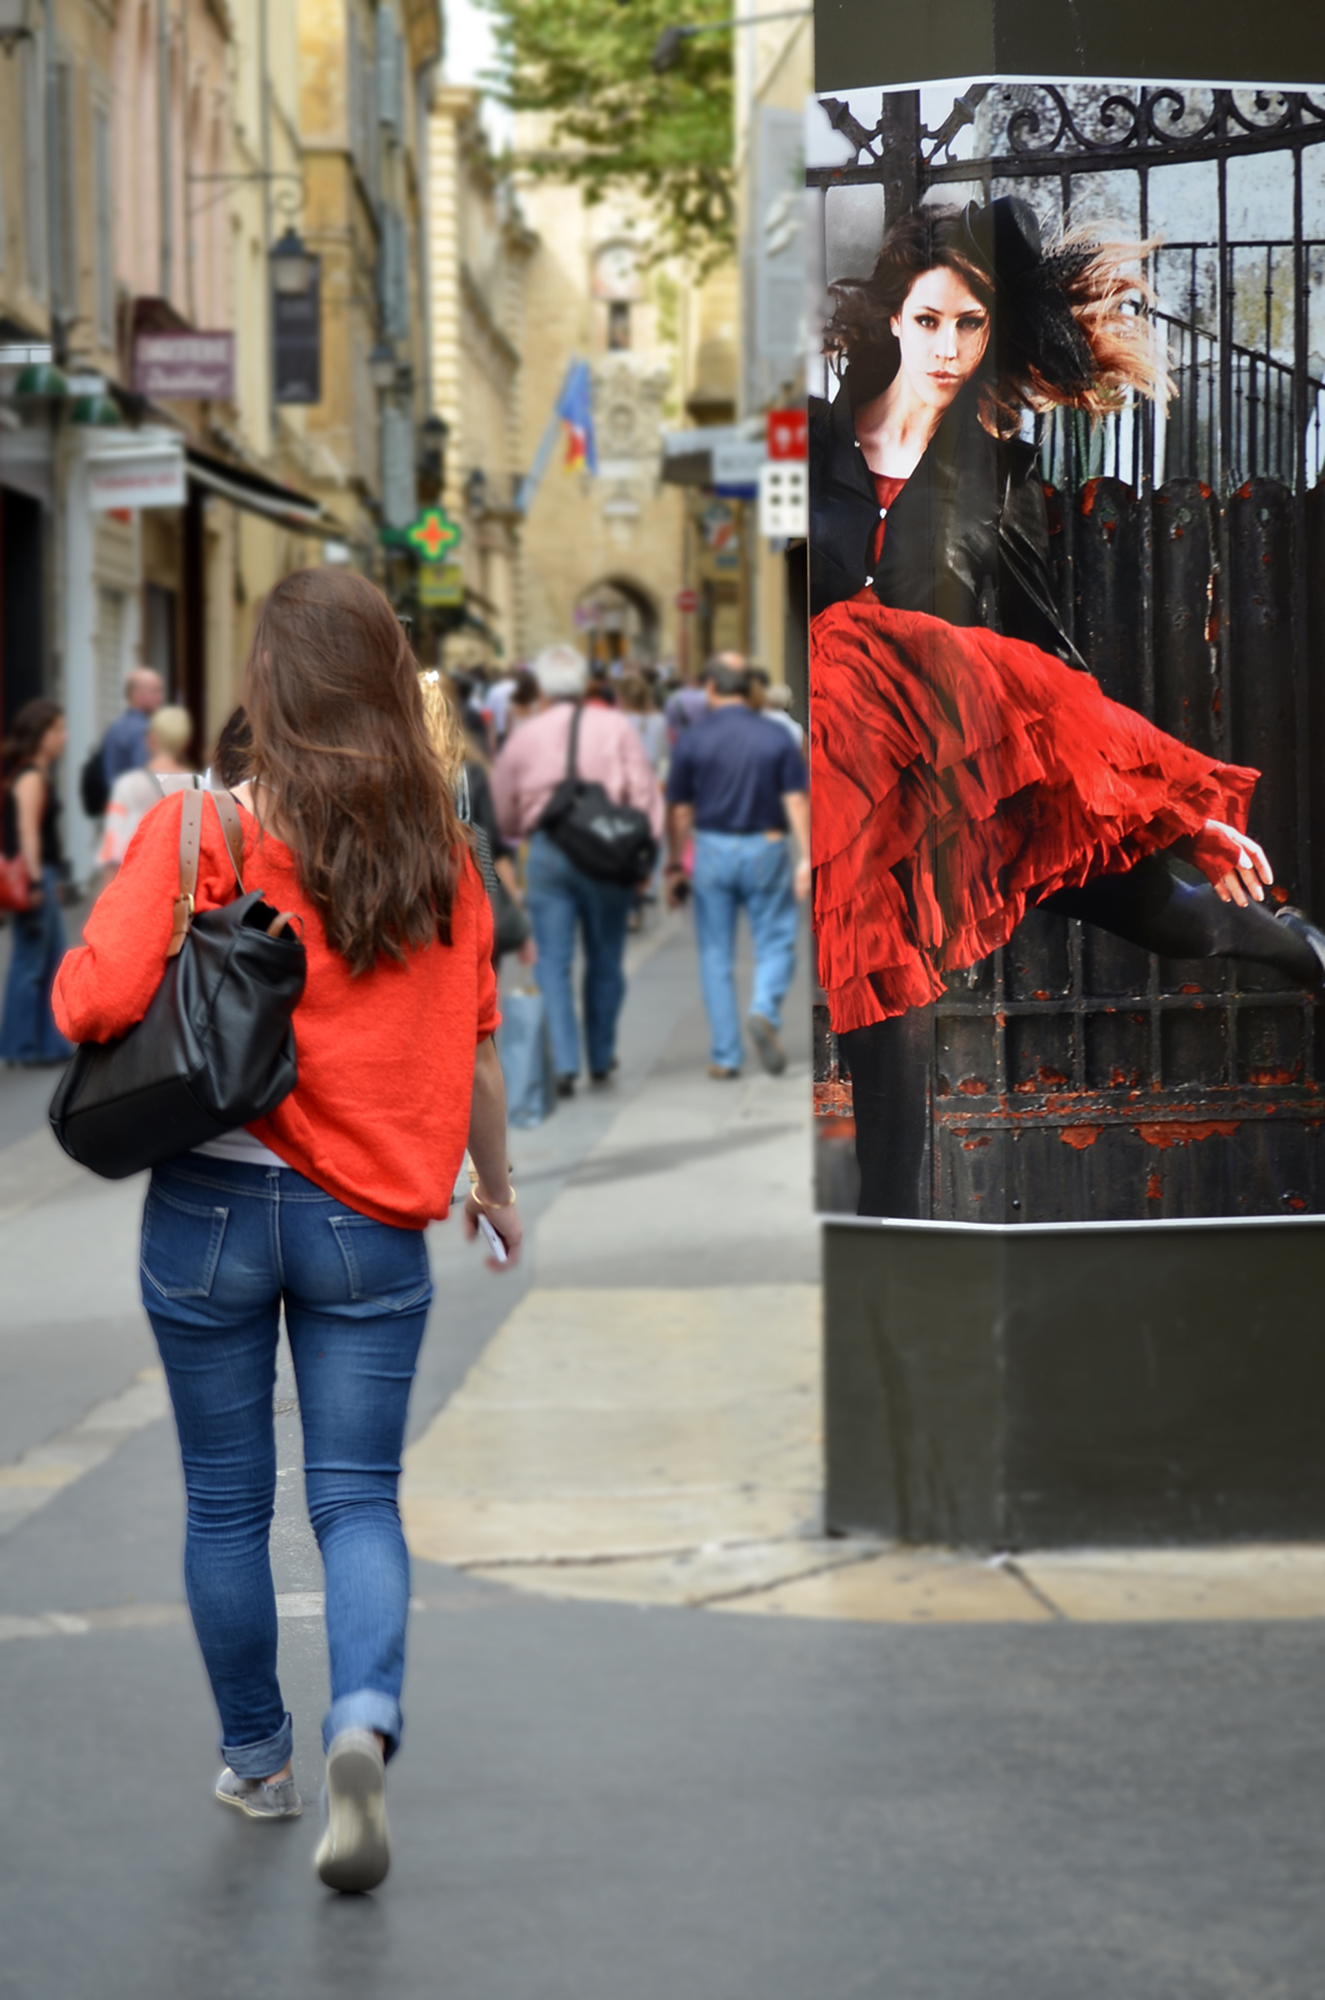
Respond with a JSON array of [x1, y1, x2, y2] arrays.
[[101, 668, 165, 789], [665, 654, 810, 1078]]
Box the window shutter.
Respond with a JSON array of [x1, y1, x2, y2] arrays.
[[94, 103, 113, 346], [22, 36, 46, 298], [54, 58, 77, 319], [380, 402, 416, 528], [376, 6, 398, 134]]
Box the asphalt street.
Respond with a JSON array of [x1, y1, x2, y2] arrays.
[[0, 903, 1322, 1999]]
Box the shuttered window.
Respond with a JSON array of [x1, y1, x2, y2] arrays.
[[376, 5, 399, 135], [22, 35, 45, 297], [93, 102, 113, 347], [95, 590, 127, 737], [52, 58, 77, 319]]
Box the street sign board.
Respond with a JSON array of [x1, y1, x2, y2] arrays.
[[675, 587, 699, 613], [418, 560, 465, 608], [711, 438, 765, 493], [274, 261, 321, 405], [87, 440, 186, 511], [758, 461, 807, 538], [134, 332, 235, 401], [767, 408, 808, 460]]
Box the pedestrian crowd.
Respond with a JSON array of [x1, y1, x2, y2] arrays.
[[0, 570, 808, 1896]]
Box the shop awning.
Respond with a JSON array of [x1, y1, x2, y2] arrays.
[[185, 446, 342, 536], [660, 421, 766, 495]]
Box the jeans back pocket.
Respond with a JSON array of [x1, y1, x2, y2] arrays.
[[328, 1214, 432, 1313], [141, 1184, 230, 1301]]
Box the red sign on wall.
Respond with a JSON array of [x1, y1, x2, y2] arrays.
[[676, 587, 699, 613], [767, 408, 808, 461]]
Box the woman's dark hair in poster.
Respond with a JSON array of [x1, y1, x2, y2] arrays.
[[822, 197, 1167, 422]]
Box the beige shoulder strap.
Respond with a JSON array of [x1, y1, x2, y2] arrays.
[[208, 787, 246, 893], [165, 788, 249, 959], [167, 788, 204, 960]]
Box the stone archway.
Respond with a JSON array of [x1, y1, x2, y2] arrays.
[[573, 575, 659, 669]]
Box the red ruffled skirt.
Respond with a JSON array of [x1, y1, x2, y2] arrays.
[[812, 599, 1260, 1034]]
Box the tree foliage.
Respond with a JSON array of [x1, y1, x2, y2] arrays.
[[481, 0, 734, 269]]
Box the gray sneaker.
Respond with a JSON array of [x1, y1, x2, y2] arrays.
[[314, 1729, 390, 1893], [747, 1013, 787, 1076], [215, 1767, 302, 1819]]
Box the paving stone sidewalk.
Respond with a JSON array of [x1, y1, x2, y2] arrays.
[[0, 907, 1321, 1999]]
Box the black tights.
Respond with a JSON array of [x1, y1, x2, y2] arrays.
[[840, 849, 1321, 1218]]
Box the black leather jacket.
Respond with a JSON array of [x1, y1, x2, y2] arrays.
[[809, 375, 1085, 669]]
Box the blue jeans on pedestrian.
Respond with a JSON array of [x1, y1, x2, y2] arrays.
[[140, 1157, 432, 1777], [691, 831, 798, 1072], [0, 866, 72, 1064], [525, 829, 635, 1078]]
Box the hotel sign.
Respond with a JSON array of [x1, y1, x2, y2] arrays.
[[134, 332, 235, 401]]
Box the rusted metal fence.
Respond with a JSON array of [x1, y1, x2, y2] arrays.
[[811, 84, 1325, 1219]]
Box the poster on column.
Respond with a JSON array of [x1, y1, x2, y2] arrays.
[[807, 78, 1325, 1224]]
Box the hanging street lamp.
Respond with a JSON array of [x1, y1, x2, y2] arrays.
[[368, 341, 397, 393], [269, 228, 317, 298]]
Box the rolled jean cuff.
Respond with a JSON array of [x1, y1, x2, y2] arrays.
[[324, 1690, 403, 1763], [222, 1711, 293, 1780]]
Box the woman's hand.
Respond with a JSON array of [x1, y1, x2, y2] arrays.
[[463, 1187, 523, 1270], [466, 1038, 519, 1269], [1195, 819, 1273, 906]]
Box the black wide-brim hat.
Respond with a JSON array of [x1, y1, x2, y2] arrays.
[[954, 195, 1097, 397]]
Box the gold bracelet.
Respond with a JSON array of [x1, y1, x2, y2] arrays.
[[473, 1183, 517, 1211]]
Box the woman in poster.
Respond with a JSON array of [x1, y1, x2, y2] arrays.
[[811, 196, 1325, 1215]]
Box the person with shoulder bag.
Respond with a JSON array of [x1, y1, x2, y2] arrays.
[[52, 570, 522, 1895], [1, 698, 73, 1067], [491, 644, 662, 1095]]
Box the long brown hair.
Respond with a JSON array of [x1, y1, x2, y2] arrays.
[[3, 698, 63, 778], [824, 201, 1165, 423], [244, 569, 466, 975]]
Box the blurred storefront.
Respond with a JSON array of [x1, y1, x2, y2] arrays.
[[0, 0, 442, 883]]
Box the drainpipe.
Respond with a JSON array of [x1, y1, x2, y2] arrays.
[[158, 0, 173, 301], [259, 0, 274, 452]]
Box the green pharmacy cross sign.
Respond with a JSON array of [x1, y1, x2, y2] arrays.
[[405, 507, 461, 561]]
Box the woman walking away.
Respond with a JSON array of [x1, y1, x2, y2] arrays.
[[53, 569, 522, 1893], [1, 698, 72, 1067]]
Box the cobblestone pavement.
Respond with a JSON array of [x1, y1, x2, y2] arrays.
[[0, 906, 1321, 1999]]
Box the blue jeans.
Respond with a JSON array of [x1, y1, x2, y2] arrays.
[[140, 1158, 432, 1776], [0, 866, 72, 1063], [691, 832, 799, 1072], [525, 829, 635, 1078]]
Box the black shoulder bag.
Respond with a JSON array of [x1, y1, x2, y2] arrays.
[[458, 767, 532, 959], [537, 704, 657, 887], [50, 787, 307, 1179]]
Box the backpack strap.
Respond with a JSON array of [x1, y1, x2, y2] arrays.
[[565, 701, 583, 782], [168, 789, 203, 960], [166, 787, 248, 960], [207, 787, 247, 894]]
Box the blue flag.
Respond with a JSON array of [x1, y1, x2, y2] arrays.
[[556, 358, 597, 474]]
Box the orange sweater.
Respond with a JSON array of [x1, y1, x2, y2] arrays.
[[53, 792, 498, 1230]]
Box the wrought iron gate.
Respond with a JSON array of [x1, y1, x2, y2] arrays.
[[809, 84, 1325, 1220]]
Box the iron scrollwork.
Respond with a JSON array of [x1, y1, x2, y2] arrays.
[[811, 83, 1325, 186], [1005, 84, 1325, 159]]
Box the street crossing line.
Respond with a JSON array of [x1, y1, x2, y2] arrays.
[[0, 1367, 169, 1538]]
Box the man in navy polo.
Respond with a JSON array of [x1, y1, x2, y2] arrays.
[[664, 653, 810, 1078], [101, 667, 165, 788]]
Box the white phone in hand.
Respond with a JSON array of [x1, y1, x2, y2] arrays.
[[477, 1211, 508, 1265]]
